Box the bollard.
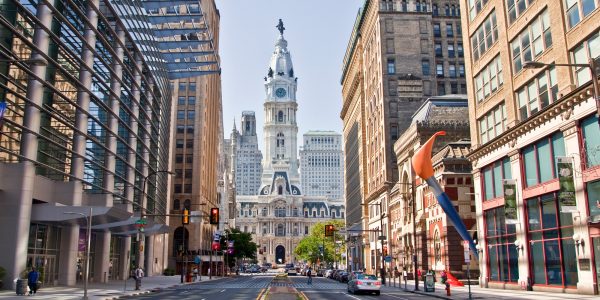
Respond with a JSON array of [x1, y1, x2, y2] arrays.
[[445, 283, 451, 296]]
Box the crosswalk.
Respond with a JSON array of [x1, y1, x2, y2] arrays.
[[177, 280, 348, 290]]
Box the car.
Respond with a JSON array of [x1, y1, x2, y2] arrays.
[[324, 269, 334, 278], [249, 265, 260, 273], [338, 271, 349, 283], [316, 269, 325, 277], [347, 274, 381, 295], [286, 268, 298, 276]]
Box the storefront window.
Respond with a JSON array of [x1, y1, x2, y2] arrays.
[[586, 180, 600, 219], [482, 157, 512, 200], [526, 193, 578, 286], [522, 132, 565, 187], [484, 207, 518, 282], [581, 114, 600, 168]]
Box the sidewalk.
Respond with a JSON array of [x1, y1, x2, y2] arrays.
[[0, 275, 223, 300], [381, 277, 599, 300]]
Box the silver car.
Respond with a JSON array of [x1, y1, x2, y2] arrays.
[[347, 274, 381, 295]]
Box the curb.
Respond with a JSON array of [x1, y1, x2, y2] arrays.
[[402, 288, 452, 300]]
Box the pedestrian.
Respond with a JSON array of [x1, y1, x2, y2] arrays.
[[27, 267, 40, 295], [134, 266, 144, 290], [192, 267, 198, 282], [306, 267, 312, 285], [441, 270, 448, 284]]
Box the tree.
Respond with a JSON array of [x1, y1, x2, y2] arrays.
[[220, 228, 257, 267], [294, 220, 346, 268]]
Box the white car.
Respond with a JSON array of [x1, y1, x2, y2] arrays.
[[347, 274, 381, 295], [324, 269, 334, 278], [286, 268, 298, 276]]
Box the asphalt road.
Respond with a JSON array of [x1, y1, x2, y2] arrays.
[[119, 274, 442, 300]]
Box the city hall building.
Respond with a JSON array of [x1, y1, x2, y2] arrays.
[[234, 22, 344, 266]]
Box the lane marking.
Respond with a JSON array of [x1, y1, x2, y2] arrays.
[[343, 292, 362, 300], [220, 289, 226, 293]]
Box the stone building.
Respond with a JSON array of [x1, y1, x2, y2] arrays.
[[460, 0, 600, 294], [340, 0, 466, 274], [230, 111, 263, 196], [235, 21, 344, 266]]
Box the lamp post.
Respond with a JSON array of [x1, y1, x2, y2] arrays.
[[523, 59, 600, 126], [137, 170, 173, 276], [64, 208, 92, 300], [361, 202, 386, 284]]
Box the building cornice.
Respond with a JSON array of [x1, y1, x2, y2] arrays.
[[467, 84, 596, 162]]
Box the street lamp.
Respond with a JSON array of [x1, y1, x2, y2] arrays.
[[523, 59, 600, 126], [361, 202, 386, 284], [137, 170, 174, 276], [64, 208, 93, 300]]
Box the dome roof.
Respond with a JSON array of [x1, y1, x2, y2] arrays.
[[268, 34, 294, 77]]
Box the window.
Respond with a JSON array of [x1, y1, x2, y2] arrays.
[[522, 132, 565, 187], [571, 31, 600, 87], [459, 64, 465, 77], [178, 83, 186, 92], [187, 110, 195, 120], [388, 79, 397, 96], [175, 154, 183, 163], [445, 4, 450, 15], [422, 60, 430, 76], [586, 180, 600, 220], [178, 96, 186, 105], [446, 24, 454, 37], [387, 58, 396, 74], [511, 10, 552, 73], [452, 5, 458, 16], [433, 4, 439, 15], [456, 23, 462, 36], [278, 111, 284, 122], [449, 65, 457, 78], [177, 110, 185, 119], [565, 0, 598, 29], [434, 23, 441, 37], [176, 125, 184, 134], [386, 38, 395, 53], [186, 139, 193, 148], [471, 10, 498, 61], [186, 155, 193, 163], [185, 169, 192, 178], [436, 64, 444, 77], [474, 55, 503, 102], [516, 67, 557, 120], [189, 82, 196, 91], [457, 43, 464, 57], [187, 125, 194, 133], [435, 43, 443, 57], [507, 0, 535, 24], [391, 125, 398, 140], [188, 96, 196, 105], [174, 184, 182, 193], [580, 114, 600, 168], [173, 199, 180, 210], [437, 82, 446, 95], [481, 156, 511, 200], [176, 139, 183, 148], [451, 83, 458, 94], [448, 44, 455, 57], [485, 207, 519, 282], [469, 0, 489, 20], [526, 193, 578, 286], [184, 184, 192, 193]]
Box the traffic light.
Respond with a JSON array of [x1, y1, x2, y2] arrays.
[[209, 207, 219, 224], [325, 224, 334, 237], [182, 208, 190, 225]]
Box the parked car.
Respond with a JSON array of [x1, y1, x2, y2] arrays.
[[338, 271, 350, 283], [324, 269, 334, 278], [249, 265, 260, 273], [286, 268, 298, 276], [316, 269, 325, 277], [333, 270, 342, 281], [347, 274, 381, 295]]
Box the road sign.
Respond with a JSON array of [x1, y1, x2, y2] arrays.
[[135, 219, 147, 225], [463, 241, 470, 263], [384, 256, 392, 263], [378, 235, 387, 240]]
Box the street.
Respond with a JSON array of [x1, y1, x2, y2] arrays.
[[120, 275, 444, 300]]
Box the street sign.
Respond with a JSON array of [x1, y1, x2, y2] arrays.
[[384, 256, 392, 263], [135, 219, 147, 225], [378, 235, 387, 240], [190, 211, 202, 223], [463, 241, 470, 263]]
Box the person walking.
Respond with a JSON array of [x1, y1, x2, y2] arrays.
[[27, 267, 40, 295], [192, 267, 198, 282], [134, 266, 144, 290], [306, 267, 312, 285]]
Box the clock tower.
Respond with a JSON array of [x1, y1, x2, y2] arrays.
[[262, 20, 299, 177]]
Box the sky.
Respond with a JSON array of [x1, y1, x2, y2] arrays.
[[217, 0, 364, 149]]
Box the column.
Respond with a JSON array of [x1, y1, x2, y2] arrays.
[[129, 54, 143, 270], [0, 0, 53, 290], [93, 232, 111, 283], [142, 76, 154, 275], [58, 226, 79, 285], [119, 236, 132, 280]]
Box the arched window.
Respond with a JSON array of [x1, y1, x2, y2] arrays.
[[445, 4, 450, 15], [173, 227, 189, 257], [278, 185, 283, 195], [184, 199, 191, 209], [174, 199, 181, 210], [402, 0, 407, 11], [432, 4, 438, 15], [434, 230, 442, 265], [262, 207, 268, 217], [278, 111, 284, 122], [277, 133, 285, 147]]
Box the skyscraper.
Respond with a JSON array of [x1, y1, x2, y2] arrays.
[[300, 131, 344, 200], [230, 111, 263, 196]]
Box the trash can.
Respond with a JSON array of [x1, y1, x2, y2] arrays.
[[16, 279, 28, 295], [424, 272, 435, 292]]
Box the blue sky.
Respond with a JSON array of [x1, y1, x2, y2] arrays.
[[217, 0, 364, 148]]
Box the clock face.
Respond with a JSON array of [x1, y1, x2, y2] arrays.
[[275, 88, 287, 98]]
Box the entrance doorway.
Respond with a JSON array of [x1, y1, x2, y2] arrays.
[[275, 245, 285, 264]]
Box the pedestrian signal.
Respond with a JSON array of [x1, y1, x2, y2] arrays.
[[182, 208, 190, 225], [210, 207, 219, 224]]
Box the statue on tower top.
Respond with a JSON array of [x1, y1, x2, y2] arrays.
[[276, 19, 285, 35]]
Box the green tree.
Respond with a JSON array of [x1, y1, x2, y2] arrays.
[[220, 228, 257, 267], [294, 220, 346, 268]]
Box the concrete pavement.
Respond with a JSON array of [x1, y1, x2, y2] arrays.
[[0, 275, 222, 300]]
